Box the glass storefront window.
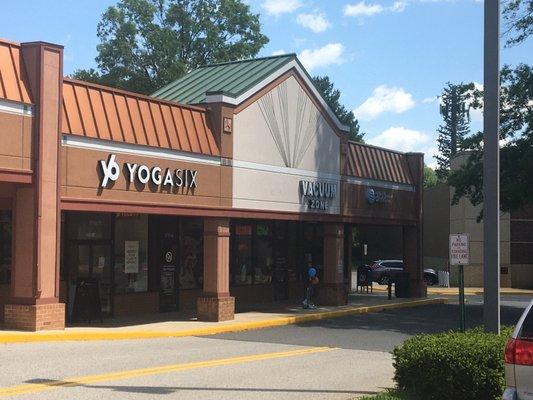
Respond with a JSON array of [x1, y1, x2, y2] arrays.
[[0, 211, 12, 284], [254, 222, 273, 284], [178, 218, 203, 289], [114, 214, 148, 293], [67, 213, 112, 240], [230, 221, 324, 286], [232, 224, 252, 285]]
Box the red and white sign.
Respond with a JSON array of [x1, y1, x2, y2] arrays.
[[449, 234, 470, 265]]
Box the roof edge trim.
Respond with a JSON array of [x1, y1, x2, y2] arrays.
[[348, 140, 408, 156], [204, 59, 351, 133], [64, 77, 208, 114], [0, 98, 33, 116], [61, 134, 221, 166]]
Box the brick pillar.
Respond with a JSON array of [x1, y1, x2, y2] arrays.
[[320, 223, 347, 306], [403, 226, 427, 297], [3, 42, 65, 330], [197, 218, 235, 321], [403, 152, 427, 298]]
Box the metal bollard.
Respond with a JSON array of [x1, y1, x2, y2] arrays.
[[388, 281, 392, 300]]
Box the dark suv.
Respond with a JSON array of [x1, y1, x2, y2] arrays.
[[370, 260, 438, 286]]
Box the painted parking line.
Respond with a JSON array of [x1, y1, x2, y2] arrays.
[[0, 346, 335, 398]]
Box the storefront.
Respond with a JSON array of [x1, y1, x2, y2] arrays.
[[0, 38, 425, 331]]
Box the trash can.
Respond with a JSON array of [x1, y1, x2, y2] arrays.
[[394, 272, 411, 298]]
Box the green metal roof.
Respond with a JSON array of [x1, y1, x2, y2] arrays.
[[152, 53, 297, 104]]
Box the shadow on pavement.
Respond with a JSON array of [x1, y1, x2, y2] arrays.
[[24, 379, 379, 396], [199, 303, 525, 352]]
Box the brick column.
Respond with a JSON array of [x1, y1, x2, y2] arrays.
[[197, 218, 235, 321], [320, 222, 347, 306], [403, 152, 427, 298], [4, 42, 65, 330]]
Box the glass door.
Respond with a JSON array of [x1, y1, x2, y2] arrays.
[[66, 242, 113, 320], [91, 244, 112, 314], [154, 216, 179, 312]]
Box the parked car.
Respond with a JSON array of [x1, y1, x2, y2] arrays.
[[503, 299, 533, 400], [369, 260, 438, 286]]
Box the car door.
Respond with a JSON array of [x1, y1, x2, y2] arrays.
[[388, 261, 404, 279]]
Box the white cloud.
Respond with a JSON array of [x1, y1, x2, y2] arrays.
[[343, 1, 407, 17], [262, 0, 302, 16], [391, 1, 407, 11], [353, 85, 415, 120], [422, 96, 437, 104], [298, 43, 344, 71], [344, 1, 384, 16], [368, 126, 438, 167], [272, 49, 287, 56], [296, 13, 331, 33]]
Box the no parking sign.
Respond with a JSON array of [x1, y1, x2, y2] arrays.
[[449, 233, 469, 332], [449, 234, 470, 266]]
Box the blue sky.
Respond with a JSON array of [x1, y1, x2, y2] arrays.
[[2, 0, 532, 167]]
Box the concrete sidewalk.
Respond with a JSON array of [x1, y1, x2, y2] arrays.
[[0, 295, 447, 343], [372, 285, 533, 297]]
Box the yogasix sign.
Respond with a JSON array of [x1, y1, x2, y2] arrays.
[[99, 154, 198, 190]]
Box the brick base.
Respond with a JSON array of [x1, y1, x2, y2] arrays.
[[319, 284, 347, 306], [4, 303, 65, 331], [197, 296, 235, 322]]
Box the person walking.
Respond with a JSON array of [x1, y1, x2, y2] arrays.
[[303, 266, 319, 309]]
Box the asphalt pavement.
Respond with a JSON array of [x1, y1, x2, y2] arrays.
[[0, 295, 529, 400]]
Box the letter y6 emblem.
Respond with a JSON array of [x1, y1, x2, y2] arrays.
[[100, 154, 120, 188]]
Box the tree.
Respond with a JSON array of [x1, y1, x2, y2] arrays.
[[423, 165, 439, 188], [311, 75, 364, 142], [503, 0, 533, 46], [72, 0, 268, 94], [448, 64, 533, 214], [434, 83, 474, 180]]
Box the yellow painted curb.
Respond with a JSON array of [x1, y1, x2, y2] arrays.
[[0, 297, 447, 344], [372, 287, 533, 297]]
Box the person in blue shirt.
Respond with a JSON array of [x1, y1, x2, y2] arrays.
[[303, 266, 319, 309]]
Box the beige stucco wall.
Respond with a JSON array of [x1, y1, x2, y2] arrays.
[[232, 75, 341, 214], [449, 153, 511, 287]]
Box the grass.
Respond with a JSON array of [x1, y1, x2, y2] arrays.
[[359, 389, 410, 400]]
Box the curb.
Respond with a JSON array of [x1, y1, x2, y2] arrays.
[[0, 297, 448, 344], [372, 287, 533, 297]]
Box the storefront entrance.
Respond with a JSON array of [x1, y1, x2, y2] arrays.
[[154, 216, 180, 312], [64, 213, 113, 321]]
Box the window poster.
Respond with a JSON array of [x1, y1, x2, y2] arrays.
[[124, 241, 139, 273]]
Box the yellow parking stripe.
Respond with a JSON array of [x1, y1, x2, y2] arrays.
[[0, 346, 334, 397]]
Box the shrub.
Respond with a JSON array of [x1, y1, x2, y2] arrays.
[[359, 389, 410, 400], [392, 327, 514, 400]]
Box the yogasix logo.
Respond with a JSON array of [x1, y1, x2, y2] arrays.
[[99, 154, 198, 190]]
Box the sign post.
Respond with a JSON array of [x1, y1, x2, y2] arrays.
[[450, 234, 470, 332]]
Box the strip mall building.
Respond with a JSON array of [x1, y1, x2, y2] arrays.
[[0, 39, 425, 331]]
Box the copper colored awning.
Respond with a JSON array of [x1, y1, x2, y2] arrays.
[[62, 78, 220, 157]]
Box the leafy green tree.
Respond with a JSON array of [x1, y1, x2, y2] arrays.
[[448, 64, 533, 213], [434, 83, 474, 180], [312, 75, 364, 142], [504, 0, 533, 46], [423, 165, 439, 188], [73, 0, 268, 94]]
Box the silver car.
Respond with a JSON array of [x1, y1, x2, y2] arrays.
[[503, 299, 533, 400]]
